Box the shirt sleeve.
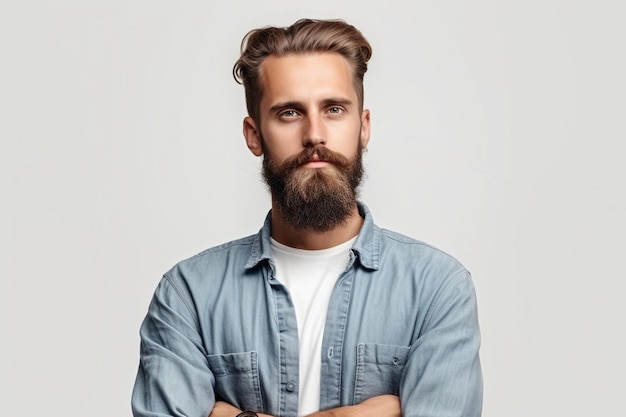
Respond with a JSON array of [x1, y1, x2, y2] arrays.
[[399, 270, 483, 417], [132, 274, 216, 417]]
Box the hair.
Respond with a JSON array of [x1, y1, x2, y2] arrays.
[[233, 18, 373, 123]]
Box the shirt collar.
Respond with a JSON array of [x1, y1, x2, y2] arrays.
[[245, 202, 380, 271]]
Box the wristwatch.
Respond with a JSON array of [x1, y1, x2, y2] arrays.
[[236, 411, 258, 417]]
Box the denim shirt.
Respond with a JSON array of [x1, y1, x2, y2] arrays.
[[132, 204, 482, 417]]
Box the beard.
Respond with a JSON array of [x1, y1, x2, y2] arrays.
[[262, 143, 364, 232]]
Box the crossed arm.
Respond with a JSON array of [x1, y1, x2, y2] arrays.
[[209, 395, 401, 417], [133, 270, 482, 417]]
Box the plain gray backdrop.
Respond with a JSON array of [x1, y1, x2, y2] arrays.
[[2, 1, 624, 416]]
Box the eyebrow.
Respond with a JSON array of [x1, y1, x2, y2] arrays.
[[268, 97, 354, 113]]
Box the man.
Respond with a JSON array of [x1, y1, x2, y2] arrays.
[[132, 19, 482, 417]]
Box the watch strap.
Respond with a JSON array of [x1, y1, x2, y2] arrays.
[[236, 411, 259, 417]]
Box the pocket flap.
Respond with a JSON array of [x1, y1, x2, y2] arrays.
[[207, 351, 258, 376], [357, 343, 410, 366]]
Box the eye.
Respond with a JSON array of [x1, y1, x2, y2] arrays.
[[328, 106, 343, 114], [279, 109, 299, 119]]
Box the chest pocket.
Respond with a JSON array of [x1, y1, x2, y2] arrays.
[[206, 351, 264, 411], [353, 343, 410, 403]]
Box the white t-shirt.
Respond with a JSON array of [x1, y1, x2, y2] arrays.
[[270, 237, 356, 416]]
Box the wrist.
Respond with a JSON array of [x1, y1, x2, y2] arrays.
[[236, 411, 259, 417]]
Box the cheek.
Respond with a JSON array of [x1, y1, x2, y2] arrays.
[[261, 140, 302, 166], [263, 123, 302, 144], [336, 124, 364, 154], [260, 126, 298, 156]]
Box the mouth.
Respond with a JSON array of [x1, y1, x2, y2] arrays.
[[302, 160, 331, 168], [301, 152, 331, 167]]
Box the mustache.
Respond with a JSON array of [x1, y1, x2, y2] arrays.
[[279, 145, 351, 171]]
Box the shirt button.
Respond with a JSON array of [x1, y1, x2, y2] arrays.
[[286, 381, 296, 392]]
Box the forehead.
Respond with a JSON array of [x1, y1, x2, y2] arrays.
[[258, 52, 358, 104]]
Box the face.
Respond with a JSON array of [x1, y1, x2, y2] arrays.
[[244, 52, 370, 163], [243, 53, 371, 231]]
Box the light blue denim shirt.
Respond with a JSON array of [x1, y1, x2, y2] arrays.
[[132, 204, 482, 417]]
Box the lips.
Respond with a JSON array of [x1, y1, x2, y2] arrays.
[[302, 160, 331, 168], [303, 154, 329, 164]]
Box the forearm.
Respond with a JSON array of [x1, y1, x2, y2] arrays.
[[306, 395, 401, 417], [210, 395, 400, 417], [209, 401, 273, 417]]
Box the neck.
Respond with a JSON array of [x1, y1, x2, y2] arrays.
[[270, 204, 363, 250]]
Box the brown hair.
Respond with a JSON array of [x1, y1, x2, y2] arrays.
[[233, 18, 372, 122]]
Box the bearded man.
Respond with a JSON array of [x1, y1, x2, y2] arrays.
[[132, 19, 483, 417]]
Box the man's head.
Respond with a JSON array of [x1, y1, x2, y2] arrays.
[[234, 19, 373, 232], [233, 18, 372, 124]]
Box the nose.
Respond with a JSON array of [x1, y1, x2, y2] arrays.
[[302, 114, 325, 147]]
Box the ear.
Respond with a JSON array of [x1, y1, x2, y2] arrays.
[[243, 116, 263, 156], [360, 109, 371, 149]]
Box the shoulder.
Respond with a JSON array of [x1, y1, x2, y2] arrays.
[[371, 227, 473, 296], [379, 228, 466, 270], [186, 234, 257, 263], [164, 234, 258, 285], [145, 234, 264, 324], [376, 228, 477, 315]]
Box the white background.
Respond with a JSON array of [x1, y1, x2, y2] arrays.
[[2, 1, 624, 416]]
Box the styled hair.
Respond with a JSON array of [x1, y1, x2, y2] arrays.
[[233, 18, 372, 122]]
